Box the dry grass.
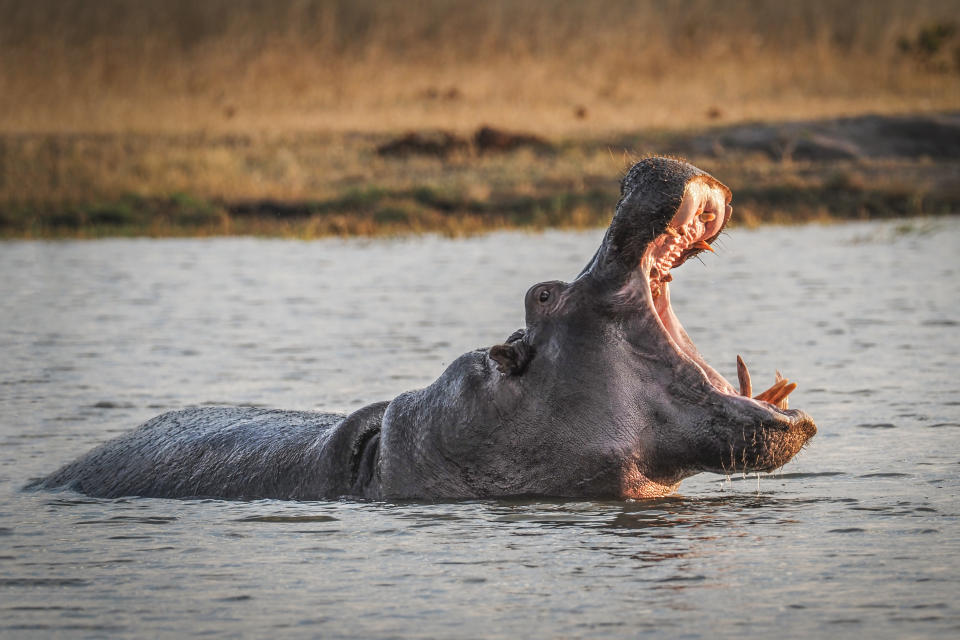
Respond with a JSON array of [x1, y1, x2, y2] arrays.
[[2, 0, 958, 136], [4, 125, 957, 239], [1, 1, 958, 238]]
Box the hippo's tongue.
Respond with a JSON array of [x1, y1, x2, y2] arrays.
[[644, 181, 798, 410]]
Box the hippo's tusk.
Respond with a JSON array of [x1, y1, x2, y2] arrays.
[[736, 355, 752, 397], [754, 378, 789, 401], [773, 383, 798, 409], [754, 378, 798, 408], [774, 371, 788, 409], [740, 365, 798, 409]]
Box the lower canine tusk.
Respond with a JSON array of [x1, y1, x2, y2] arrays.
[[736, 355, 752, 397]]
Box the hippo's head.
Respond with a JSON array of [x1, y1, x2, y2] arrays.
[[380, 157, 816, 500]]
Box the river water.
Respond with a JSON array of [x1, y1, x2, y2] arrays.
[[1, 218, 958, 638]]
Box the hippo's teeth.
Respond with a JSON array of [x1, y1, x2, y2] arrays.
[[736, 355, 752, 397], [693, 240, 715, 253], [767, 370, 797, 408], [777, 389, 792, 410], [754, 378, 788, 400], [753, 378, 797, 406], [773, 383, 797, 409], [700, 212, 716, 222]]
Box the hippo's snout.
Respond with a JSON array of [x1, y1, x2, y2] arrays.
[[758, 409, 817, 471], [704, 405, 817, 476]]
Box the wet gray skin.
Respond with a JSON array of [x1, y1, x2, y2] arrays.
[[37, 157, 816, 501]]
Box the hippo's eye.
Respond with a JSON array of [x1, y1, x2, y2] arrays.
[[538, 289, 551, 303]]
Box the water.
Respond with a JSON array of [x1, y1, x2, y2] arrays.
[[1, 218, 959, 638]]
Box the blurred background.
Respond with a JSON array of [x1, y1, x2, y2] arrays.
[[1, 0, 958, 236]]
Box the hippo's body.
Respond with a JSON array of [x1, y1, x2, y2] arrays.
[[39, 158, 816, 501], [41, 405, 386, 500]]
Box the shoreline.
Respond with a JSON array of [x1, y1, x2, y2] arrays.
[[2, 187, 956, 241]]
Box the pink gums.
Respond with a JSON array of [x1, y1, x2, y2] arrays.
[[643, 181, 735, 394]]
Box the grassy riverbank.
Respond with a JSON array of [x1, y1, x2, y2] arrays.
[[2, 0, 959, 237], [3, 113, 958, 239]]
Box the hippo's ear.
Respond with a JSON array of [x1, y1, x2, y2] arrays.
[[489, 340, 533, 376]]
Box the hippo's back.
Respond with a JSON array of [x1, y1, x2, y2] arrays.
[[38, 407, 346, 500]]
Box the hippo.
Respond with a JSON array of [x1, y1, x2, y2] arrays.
[[38, 157, 816, 501]]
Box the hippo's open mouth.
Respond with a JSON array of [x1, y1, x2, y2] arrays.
[[642, 179, 800, 413]]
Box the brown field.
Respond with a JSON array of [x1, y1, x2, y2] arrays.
[[1, 0, 959, 237]]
